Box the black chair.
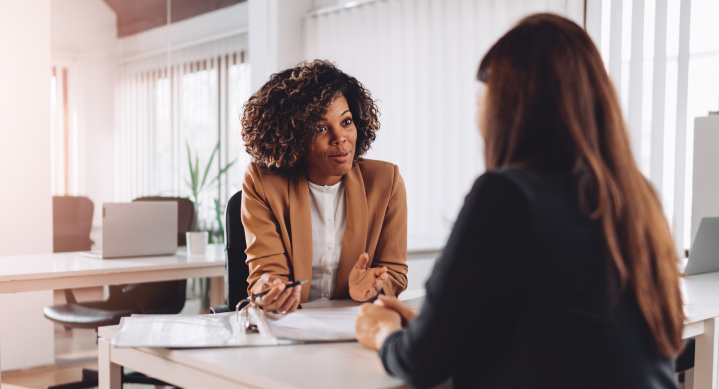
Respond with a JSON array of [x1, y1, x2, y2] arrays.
[[43, 197, 197, 389], [53, 196, 94, 253], [676, 338, 695, 384], [120, 197, 197, 316], [133, 196, 198, 246], [210, 190, 249, 313]]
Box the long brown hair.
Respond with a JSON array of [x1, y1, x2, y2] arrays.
[[478, 13, 683, 356]]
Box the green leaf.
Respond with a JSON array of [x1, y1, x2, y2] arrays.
[[194, 154, 200, 198], [219, 159, 236, 175], [186, 142, 196, 194], [200, 142, 219, 192], [207, 159, 236, 188]]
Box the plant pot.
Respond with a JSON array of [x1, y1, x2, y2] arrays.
[[186, 231, 209, 255]]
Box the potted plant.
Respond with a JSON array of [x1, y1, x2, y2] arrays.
[[185, 140, 235, 310]]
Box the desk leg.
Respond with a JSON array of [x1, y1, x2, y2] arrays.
[[210, 276, 225, 307], [695, 318, 719, 389], [98, 338, 121, 389]]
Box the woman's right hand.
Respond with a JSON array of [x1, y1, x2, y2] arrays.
[[373, 296, 418, 326], [252, 274, 302, 314]]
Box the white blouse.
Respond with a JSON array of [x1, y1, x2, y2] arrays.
[[307, 179, 347, 302]]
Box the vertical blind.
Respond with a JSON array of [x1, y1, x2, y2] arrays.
[[586, 0, 719, 256], [304, 0, 584, 249], [112, 0, 719, 253], [306, 0, 719, 254], [116, 34, 251, 230]]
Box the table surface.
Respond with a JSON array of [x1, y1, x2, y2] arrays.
[[0, 246, 228, 380], [96, 273, 719, 389], [100, 297, 426, 389], [682, 271, 719, 323], [0, 244, 225, 282], [4, 245, 715, 322]]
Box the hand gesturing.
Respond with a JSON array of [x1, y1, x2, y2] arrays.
[[348, 253, 388, 302]]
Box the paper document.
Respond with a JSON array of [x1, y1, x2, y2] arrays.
[[113, 305, 359, 348], [264, 306, 359, 342], [113, 313, 277, 348]]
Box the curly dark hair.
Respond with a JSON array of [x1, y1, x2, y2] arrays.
[[241, 60, 380, 174]]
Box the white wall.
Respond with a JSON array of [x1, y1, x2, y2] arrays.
[[249, 0, 314, 92], [52, 0, 117, 229], [0, 0, 56, 371], [303, 0, 584, 249], [51, 0, 116, 56]]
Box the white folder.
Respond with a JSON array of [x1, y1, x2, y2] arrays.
[[112, 305, 359, 348]]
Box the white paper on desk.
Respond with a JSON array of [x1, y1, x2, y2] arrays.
[[263, 306, 358, 342], [113, 306, 359, 348], [113, 313, 277, 348]]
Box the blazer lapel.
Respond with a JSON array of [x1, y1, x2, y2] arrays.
[[334, 164, 368, 299], [289, 174, 313, 302]]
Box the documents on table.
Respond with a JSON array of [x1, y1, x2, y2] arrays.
[[112, 305, 359, 348], [264, 306, 358, 342], [112, 312, 277, 348]]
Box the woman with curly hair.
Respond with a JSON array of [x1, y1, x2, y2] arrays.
[[239, 60, 407, 314]]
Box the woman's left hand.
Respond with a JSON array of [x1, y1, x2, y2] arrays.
[[348, 253, 389, 301], [355, 302, 403, 350]]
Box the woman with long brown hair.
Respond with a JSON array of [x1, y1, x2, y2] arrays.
[[355, 13, 683, 388]]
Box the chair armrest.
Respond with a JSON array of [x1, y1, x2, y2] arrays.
[[210, 305, 230, 314]]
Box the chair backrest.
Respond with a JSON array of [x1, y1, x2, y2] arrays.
[[225, 190, 249, 308], [124, 196, 196, 314], [53, 196, 94, 253], [132, 197, 197, 246]]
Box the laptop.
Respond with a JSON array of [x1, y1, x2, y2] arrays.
[[684, 217, 719, 275], [82, 202, 178, 259]]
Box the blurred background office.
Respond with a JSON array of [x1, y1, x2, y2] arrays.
[[1, 0, 718, 384]]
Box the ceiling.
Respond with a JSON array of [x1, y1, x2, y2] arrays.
[[102, 0, 245, 38]]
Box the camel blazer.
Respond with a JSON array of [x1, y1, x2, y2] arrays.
[[241, 159, 408, 303]]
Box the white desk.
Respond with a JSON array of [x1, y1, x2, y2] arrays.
[[95, 270, 719, 389], [98, 298, 429, 389], [0, 245, 226, 383], [682, 272, 719, 389]]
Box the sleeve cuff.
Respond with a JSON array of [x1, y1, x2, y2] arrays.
[[378, 328, 405, 376]]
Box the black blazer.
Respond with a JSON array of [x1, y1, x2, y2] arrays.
[[380, 167, 677, 389]]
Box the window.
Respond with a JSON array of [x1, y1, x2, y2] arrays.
[[589, 0, 719, 254], [50, 64, 78, 196], [116, 34, 251, 237]]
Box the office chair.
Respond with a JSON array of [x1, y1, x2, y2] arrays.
[[133, 196, 198, 245], [210, 190, 249, 313], [43, 197, 196, 389], [676, 339, 695, 384], [53, 196, 94, 253]]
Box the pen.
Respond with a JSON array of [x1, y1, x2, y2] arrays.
[[249, 279, 308, 300]]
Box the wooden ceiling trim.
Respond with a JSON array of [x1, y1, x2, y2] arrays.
[[102, 0, 245, 38]]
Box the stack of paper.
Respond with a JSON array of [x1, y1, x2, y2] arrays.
[[112, 312, 277, 348], [264, 306, 358, 342], [112, 305, 359, 348]]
